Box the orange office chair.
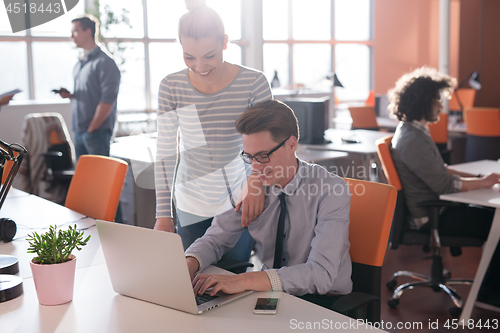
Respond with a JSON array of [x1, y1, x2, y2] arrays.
[[330, 178, 397, 322], [376, 136, 484, 316], [348, 106, 379, 131], [463, 107, 500, 162], [428, 113, 451, 164], [449, 88, 477, 112], [65, 155, 128, 221]]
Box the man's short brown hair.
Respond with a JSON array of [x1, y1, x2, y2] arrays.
[[235, 100, 299, 143]]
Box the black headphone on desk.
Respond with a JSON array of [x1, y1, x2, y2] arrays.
[[0, 218, 17, 242]]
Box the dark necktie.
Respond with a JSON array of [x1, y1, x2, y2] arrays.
[[273, 192, 287, 269]]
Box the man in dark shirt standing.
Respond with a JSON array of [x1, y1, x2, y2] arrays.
[[55, 15, 120, 160]]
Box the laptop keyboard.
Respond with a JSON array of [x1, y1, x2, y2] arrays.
[[195, 292, 219, 305]]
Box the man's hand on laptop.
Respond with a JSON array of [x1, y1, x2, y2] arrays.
[[192, 271, 272, 296], [235, 173, 265, 227], [153, 217, 175, 232]]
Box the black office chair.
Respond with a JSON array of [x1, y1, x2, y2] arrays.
[[376, 136, 485, 316], [18, 113, 75, 204]]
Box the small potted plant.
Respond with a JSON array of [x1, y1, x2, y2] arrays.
[[27, 224, 90, 305]]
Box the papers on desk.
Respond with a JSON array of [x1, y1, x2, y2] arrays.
[[0, 89, 22, 99]]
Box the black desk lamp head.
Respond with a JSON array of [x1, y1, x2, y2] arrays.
[[0, 139, 27, 242]]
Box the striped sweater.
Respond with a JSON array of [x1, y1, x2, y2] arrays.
[[155, 65, 272, 219]]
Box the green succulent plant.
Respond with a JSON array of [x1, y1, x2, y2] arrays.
[[27, 225, 91, 265]]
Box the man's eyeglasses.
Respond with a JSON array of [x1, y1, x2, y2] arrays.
[[240, 136, 290, 164]]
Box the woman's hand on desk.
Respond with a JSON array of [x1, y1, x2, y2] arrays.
[[153, 217, 175, 233], [235, 173, 265, 228]]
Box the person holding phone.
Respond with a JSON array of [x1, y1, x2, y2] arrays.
[[154, 0, 272, 265], [185, 100, 352, 309], [54, 15, 120, 161]]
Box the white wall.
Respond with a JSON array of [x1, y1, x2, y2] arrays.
[[0, 100, 72, 145]]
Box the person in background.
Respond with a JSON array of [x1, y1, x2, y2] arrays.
[[153, 0, 272, 265], [0, 93, 15, 111], [388, 66, 500, 308], [54, 15, 120, 161], [185, 100, 352, 309]]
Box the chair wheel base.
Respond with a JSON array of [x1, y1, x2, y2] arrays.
[[449, 306, 462, 317], [432, 285, 442, 292], [388, 298, 399, 308], [386, 280, 397, 290]]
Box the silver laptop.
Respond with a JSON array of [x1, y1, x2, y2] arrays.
[[96, 220, 252, 314]]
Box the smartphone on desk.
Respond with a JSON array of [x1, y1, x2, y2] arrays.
[[253, 297, 279, 315]]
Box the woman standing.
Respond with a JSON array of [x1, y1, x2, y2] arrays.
[[154, 0, 272, 264]]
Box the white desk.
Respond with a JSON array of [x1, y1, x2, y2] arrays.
[[302, 129, 390, 180], [0, 193, 387, 333], [0, 193, 104, 278], [440, 160, 500, 321]]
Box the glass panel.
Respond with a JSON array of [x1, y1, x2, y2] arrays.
[[149, 42, 186, 110], [207, 0, 241, 40], [147, 0, 186, 39], [263, 43, 289, 89], [32, 42, 79, 100], [334, 43, 370, 101], [335, 0, 370, 41], [30, 1, 85, 36], [224, 42, 241, 65], [99, 0, 143, 38], [293, 44, 331, 91], [263, 0, 288, 40], [0, 42, 29, 100], [292, 0, 330, 41], [108, 42, 146, 111]]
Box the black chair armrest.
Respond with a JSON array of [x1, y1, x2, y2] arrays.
[[213, 260, 254, 274], [331, 292, 380, 319], [41, 151, 63, 157]]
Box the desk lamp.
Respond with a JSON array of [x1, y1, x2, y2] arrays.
[[0, 139, 26, 303]]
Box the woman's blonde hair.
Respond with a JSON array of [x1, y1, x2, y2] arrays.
[[179, 0, 225, 43]]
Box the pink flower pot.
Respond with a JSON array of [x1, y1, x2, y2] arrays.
[[30, 255, 77, 306]]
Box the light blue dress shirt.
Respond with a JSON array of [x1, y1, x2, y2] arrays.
[[186, 159, 353, 296]]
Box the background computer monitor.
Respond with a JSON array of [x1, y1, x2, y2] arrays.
[[283, 97, 329, 144]]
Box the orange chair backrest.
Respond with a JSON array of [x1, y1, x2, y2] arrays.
[[365, 90, 376, 107], [65, 155, 128, 221], [428, 112, 448, 144], [1, 160, 14, 184], [375, 136, 403, 191], [349, 106, 378, 129], [449, 88, 476, 111], [463, 107, 500, 137], [343, 178, 397, 267]]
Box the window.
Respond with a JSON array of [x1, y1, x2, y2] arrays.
[[262, 0, 373, 102], [0, 0, 372, 111]]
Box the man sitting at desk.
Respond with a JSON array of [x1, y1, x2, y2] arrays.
[[388, 66, 500, 307], [185, 99, 352, 307]]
